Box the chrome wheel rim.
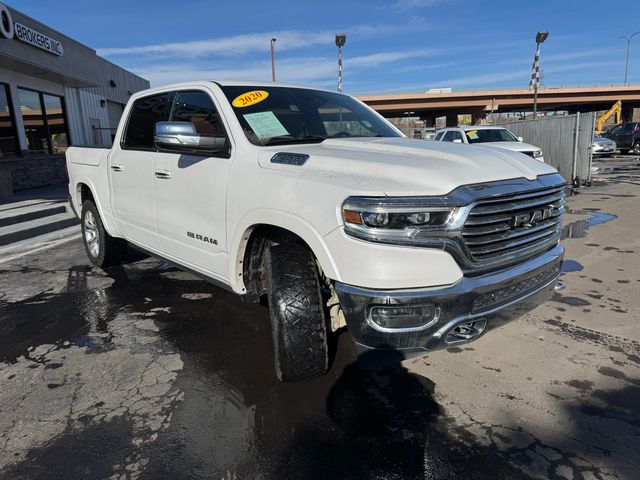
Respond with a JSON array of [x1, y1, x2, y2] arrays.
[[84, 211, 100, 257]]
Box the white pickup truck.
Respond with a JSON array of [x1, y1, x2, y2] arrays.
[[67, 81, 566, 382]]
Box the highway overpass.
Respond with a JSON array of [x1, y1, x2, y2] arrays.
[[357, 85, 640, 126]]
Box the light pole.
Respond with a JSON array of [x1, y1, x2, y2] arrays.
[[335, 33, 346, 92], [532, 30, 548, 117], [404, 111, 415, 136], [620, 31, 640, 85], [270, 36, 276, 82]]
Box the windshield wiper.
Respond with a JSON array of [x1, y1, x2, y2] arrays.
[[262, 135, 326, 146]]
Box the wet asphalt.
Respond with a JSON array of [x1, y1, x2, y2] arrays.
[[0, 156, 639, 479], [0, 243, 533, 480]]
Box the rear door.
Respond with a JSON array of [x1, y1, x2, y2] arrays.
[[153, 88, 233, 279], [110, 91, 174, 251]]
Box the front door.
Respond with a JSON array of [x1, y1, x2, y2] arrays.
[[153, 89, 233, 280], [110, 91, 174, 252]]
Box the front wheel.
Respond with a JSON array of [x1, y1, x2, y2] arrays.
[[81, 200, 127, 268], [633, 141, 640, 155], [265, 243, 330, 382]]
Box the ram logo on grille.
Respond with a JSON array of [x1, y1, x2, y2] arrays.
[[511, 204, 557, 228]]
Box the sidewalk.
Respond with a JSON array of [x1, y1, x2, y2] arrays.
[[0, 183, 80, 262]]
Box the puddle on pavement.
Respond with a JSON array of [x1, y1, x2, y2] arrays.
[[562, 209, 617, 240], [561, 260, 584, 273]]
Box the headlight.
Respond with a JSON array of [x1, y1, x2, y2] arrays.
[[342, 198, 465, 245], [533, 150, 543, 158]]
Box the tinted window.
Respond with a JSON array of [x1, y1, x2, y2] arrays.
[[442, 131, 460, 142], [43, 94, 69, 153], [18, 88, 48, 154], [123, 92, 174, 149], [434, 131, 444, 141], [0, 84, 19, 157], [171, 91, 225, 136], [621, 123, 636, 133]]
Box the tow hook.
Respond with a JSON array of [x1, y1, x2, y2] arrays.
[[554, 280, 566, 292]]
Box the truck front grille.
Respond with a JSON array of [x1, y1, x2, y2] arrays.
[[461, 185, 565, 266]]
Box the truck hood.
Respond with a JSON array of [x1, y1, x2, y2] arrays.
[[474, 141, 540, 153], [259, 137, 558, 196]]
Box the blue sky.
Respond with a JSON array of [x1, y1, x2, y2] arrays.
[[15, 0, 640, 93]]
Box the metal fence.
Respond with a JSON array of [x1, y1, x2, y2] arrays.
[[493, 112, 595, 184]]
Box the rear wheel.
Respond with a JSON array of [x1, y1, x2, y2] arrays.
[[633, 141, 640, 155], [81, 200, 126, 268], [265, 243, 329, 382]]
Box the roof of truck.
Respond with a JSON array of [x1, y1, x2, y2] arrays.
[[130, 80, 333, 99]]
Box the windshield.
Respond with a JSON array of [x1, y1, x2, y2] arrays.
[[220, 85, 401, 146], [465, 128, 518, 144]]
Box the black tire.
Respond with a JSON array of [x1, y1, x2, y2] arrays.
[[265, 243, 329, 382], [81, 200, 126, 268], [633, 141, 640, 155]]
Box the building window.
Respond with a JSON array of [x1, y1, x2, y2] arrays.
[[18, 88, 69, 155], [0, 83, 19, 158], [43, 94, 69, 154]]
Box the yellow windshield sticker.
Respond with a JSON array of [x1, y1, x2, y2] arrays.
[[232, 90, 269, 108], [466, 130, 477, 136]]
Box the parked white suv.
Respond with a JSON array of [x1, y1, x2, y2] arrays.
[[67, 81, 565, 382], [434, 126, 544, 162]]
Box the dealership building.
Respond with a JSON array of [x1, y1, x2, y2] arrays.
[[0, 2, 149, 191]]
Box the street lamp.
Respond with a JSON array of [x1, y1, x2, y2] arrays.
[[532, 30, 548, 116], [335, 33, 346, 92], [270, 36, 277, 82], [619, 31, 640, 85], [403, 111, 415, 137]]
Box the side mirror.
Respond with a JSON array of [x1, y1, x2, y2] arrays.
[[453, 139, 463, 144], [154, 121, 226, 154], [517, 136, 524, 142]]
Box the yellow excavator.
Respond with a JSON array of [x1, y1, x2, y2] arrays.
[[595, 100, 622, 134]]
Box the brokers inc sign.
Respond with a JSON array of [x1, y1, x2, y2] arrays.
[[0, 3, 64, 56]]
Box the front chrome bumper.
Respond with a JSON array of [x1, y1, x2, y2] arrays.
[[335, 243, 564, 354]]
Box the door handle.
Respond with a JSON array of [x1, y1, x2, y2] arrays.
[[154, 170, 173, 179], [111, 164, 124, 172]]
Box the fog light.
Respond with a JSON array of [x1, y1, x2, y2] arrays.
[[369, 304, 440, 330]]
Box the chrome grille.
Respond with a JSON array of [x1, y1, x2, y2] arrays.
[[462, 185, 565, 265]]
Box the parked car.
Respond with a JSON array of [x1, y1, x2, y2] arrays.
[[434, 126, 544, 162], [601, 122, 640, 154], [591, 135, 617, 157], [66, 81, 565, 382]]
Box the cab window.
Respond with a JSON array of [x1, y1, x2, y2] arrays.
[[122, 92, 174, 150], [442, 131, 463, 142], [171, 90, 226, 136]]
